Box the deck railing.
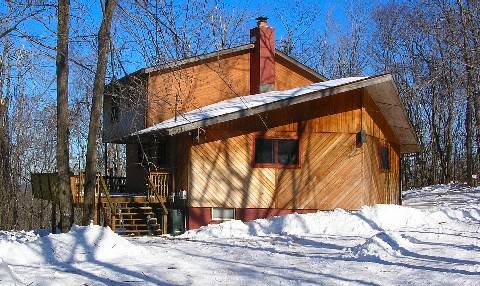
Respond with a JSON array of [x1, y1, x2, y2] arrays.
[[70, 173, 98, 204], [147, 171, 173, 202], [32, 171, 172, 234], [70, 173, 126, 204], [106, 176, 126, 193], [147, 171, 173, 234]]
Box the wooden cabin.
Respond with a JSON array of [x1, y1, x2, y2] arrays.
[[102, 17, 418, 233]]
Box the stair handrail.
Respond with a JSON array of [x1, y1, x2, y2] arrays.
[[99, 176, 116, 213], [99, 176, 116, 231]]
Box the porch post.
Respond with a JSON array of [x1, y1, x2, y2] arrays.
[[51, 202, 57, 234], [163, 214, 168, 234], [104, 143, 108, 177]]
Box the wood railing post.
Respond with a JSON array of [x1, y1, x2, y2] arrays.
[[94, 184, 99, 225], [111, 211, 116, 231], [163, 214, 168, 234]]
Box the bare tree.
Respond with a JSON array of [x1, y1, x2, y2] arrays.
[[0, 37, 13, 228], [56, 0, 72, 232], [83, 0, 117, 225]]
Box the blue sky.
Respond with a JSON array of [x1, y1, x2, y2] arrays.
[[223, 0, 384, 36], [9, 0, 390, 73], [106, 0, 387, 76], [8, 0, 391, 99]]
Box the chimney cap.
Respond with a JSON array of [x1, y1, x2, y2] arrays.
[[256, 16, 269, 22], [256, 16, 269, 26]]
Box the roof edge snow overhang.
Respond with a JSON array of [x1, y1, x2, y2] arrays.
[[129, 74, 419, 154]]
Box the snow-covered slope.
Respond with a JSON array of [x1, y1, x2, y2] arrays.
[[1, 184, 479, 285]]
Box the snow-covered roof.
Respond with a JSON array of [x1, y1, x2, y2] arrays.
[[134, 77, 365, 136], [131, 74, 419, 153]]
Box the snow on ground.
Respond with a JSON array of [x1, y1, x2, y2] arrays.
[[1, 184, 479, 285]]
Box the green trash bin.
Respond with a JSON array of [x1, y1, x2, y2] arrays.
[[168, 208, 185, 235]]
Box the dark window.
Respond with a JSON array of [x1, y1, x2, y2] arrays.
[[254, 137, 300, 168], [155, 142, 168, 166], [379, 143, 390, 171], [111, 97, 119, 122], [254, 139, 274, 164], [278, 139, 299, 165], [137, 144, 145, 163]]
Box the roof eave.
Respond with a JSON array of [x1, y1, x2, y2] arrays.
[[160, 74, 419, 154], [160, 75, 391, 136], [275, 50, 328, 81], [363, 74, 419, 154], [144, 44, 254, 74]]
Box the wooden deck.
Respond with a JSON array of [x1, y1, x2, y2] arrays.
[[31, 171, 173, 235]]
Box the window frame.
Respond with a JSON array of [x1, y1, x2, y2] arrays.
[[252, 135, 301, 169], [378, 141, 391, 172]]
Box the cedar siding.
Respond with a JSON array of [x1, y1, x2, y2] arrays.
[[188, 88, 400, 210], [145, 50, 321, 128]]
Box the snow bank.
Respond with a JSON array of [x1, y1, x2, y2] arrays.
[[348, 231, 412, 261], [0, 258, 24, 286], [0, 225, 145, 265], [180, 184, 480, 265], [404, 183, 480, 210], [181, 204, 479, 240]]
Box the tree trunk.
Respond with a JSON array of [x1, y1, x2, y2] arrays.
[[464, 0, 480, 183], [56, 0, 72, 232], [465, 91, 474, 185], [430, 77, 438, 185], [0, 39, 13, 228], [82, 0, 117, 225], [444, 75, 454, 183]]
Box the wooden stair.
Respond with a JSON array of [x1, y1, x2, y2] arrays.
[[103, 201, 163, 236]]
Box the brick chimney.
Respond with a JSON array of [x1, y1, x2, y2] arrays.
[[250, 16, 275, 94]]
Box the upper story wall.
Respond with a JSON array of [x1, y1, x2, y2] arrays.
[[275, 55, 320, 91], [146, 51, 251, 126], [362, 90, 399, 144], [103, 76, 147, 143], [145, 50, 322, 128]]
